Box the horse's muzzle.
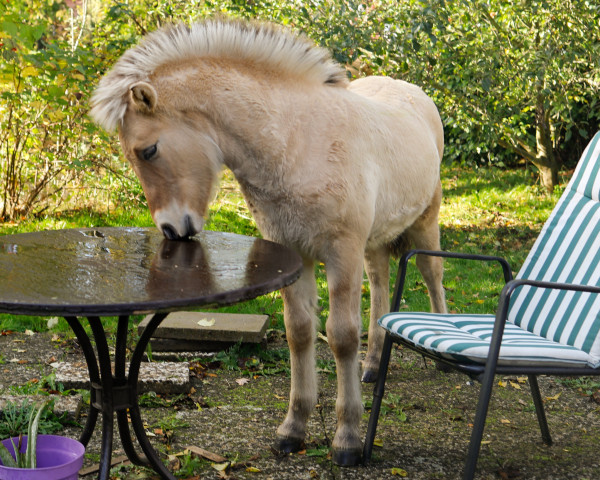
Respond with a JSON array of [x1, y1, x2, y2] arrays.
[[160, 215, 197, 240]]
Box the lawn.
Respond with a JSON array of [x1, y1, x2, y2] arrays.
[[0, 163, 565, 336]]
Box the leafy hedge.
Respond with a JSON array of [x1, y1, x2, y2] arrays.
[[1, 0, 598, 219]]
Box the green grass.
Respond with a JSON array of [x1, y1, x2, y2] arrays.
[[0, 165, 564, 335]]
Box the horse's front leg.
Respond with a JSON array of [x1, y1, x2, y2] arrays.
[[275, 259, 319, 453], [325, 246, 365, 466], [361, 246, 391, 383]]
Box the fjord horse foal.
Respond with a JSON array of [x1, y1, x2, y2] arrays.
[[91, 18, 446, 465]]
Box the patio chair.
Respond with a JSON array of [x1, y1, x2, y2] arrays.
[[363, 132, 600, 480]]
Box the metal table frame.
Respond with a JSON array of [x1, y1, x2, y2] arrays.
[[65, 313, 172, 479]]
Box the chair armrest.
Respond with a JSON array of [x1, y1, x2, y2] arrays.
[[391, 249, 514, 311]]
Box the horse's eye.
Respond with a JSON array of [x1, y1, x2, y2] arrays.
[[138, 144, 158, 162]]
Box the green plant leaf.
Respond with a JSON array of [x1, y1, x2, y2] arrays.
[[26, 401, 49, 469], [0, 442, 17, 468]]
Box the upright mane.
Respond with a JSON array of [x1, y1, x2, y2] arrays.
[[90, 18, 349, 131]]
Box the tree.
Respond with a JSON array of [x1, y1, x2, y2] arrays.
[[402, 0, 600, 191]]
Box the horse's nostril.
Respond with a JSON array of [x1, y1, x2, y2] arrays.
[[184, 215, 197, 237], [161, 224, 179, 240]]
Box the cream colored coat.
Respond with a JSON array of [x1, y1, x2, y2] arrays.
[[91, 18, 446, 465]]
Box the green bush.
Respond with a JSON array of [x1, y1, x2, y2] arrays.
[[1, 0, 598, 220]]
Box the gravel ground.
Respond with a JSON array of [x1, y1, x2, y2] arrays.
[[1, 331, 599, 479]]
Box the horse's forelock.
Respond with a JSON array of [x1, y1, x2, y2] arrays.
[[90, 18, 347, 131]]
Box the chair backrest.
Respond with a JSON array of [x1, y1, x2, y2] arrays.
[[508, 132, 600, 364]]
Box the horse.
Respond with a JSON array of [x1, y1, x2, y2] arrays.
[[90, 17, 447, 466]]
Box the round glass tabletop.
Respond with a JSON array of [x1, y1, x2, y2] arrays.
[[0, 227, 302, 316]]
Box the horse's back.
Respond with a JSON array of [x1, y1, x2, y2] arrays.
[[347, 76, 443, 161]]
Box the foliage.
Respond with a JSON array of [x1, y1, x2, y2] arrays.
[[0, 400, 53, 469], [2, 0, 598, 221], [209, 341, 291, 377], [0, 0, 142, 221], [0, 400, 64, 440], [399, 0, 600, 190]]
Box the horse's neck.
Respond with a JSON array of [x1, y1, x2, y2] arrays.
[[205, 76, 312, 186]]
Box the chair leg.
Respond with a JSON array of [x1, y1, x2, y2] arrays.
[[528, 375, 552, 445], [463, 364, 497, 480], [363, 333, 394, 464]]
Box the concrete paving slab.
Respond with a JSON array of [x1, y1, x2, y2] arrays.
[[51, 361, 190, 394], [0, 394, 83, 419], [138, 311, 269, 351]]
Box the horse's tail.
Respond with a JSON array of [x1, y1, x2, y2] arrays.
[[388, 233, 412, 259]]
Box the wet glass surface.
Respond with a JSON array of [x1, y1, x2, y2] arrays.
[[0, 228, 302, 316]]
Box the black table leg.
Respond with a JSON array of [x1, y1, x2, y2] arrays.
[[63, 316, 100, 447], [63, 313, 174, 480]]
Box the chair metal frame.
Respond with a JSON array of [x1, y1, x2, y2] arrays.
[[363, 249, 600, 480]]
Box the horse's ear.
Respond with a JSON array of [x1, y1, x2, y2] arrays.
[[130, 82, 158, 113]]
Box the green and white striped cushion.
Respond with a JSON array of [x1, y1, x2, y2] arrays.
[[379, 132, 600, 368], [510, 132, 600, 365], [378, 313, 593, 367]]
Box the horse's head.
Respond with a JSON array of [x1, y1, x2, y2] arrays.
[[118, 82, 222, 240]]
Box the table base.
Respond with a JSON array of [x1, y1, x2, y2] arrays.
[[64, 313, 175, 480]]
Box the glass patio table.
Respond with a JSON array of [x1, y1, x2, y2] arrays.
[[0, 227, 302, 480]]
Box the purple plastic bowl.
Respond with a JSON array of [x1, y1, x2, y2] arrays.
[[0, 435, 85, 480]]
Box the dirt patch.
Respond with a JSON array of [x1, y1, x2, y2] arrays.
[[1, 331, 599, 479]]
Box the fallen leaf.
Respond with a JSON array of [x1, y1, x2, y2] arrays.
[[500, 419, 511, 424], [391, 467, 408, 476], [509, 381, 521, 390], [317, 332, 328, 343], [373, 438, 383, 447], [24, 329, 35, 336], [197, 318, 216, 327], [236, 378, 250, 386], [546, 393, 561, 401], [246, 466, 261, 473], [47, 318, 59, 329], [498, 380, 507, 388]]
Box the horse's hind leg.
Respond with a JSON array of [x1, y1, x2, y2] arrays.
[[275, 259, 319, 453], [325, 242, 365, 465], [406, 181, 447, 313], [361, 246, 391, 383]]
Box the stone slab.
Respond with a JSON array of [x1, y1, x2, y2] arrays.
[[138, 311, 269, 352], [51, 361, 190, 395], [0, 394, 83, 419]]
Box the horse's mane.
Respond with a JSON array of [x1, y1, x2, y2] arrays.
[[90, 18, 349, 131]]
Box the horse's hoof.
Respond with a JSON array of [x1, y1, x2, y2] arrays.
[[274, 435, 305, 454], [361, 368, 378, 383], [331, 447, 362, 467]]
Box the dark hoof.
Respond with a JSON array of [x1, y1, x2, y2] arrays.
[[361, 369, 378, 383], [274, 435, 305, 454], [332, 447, 362, 467]]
